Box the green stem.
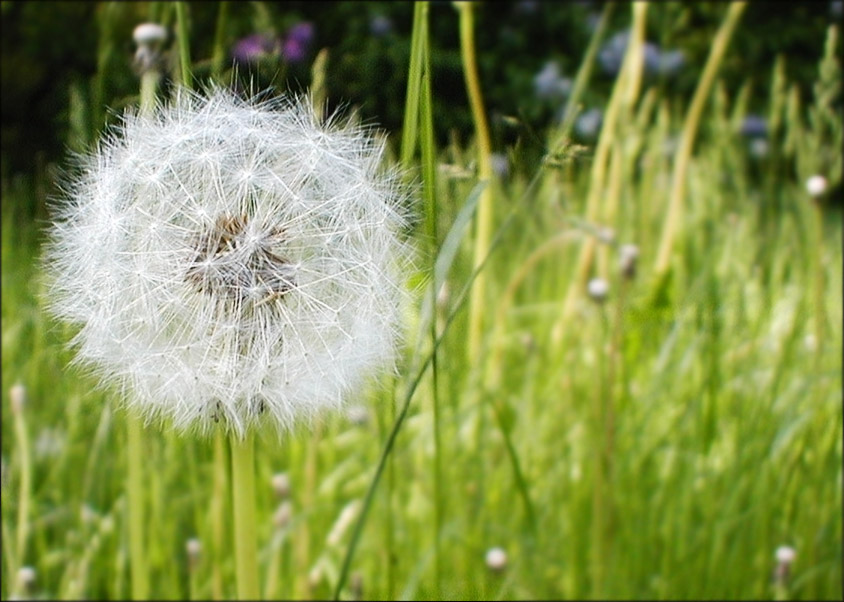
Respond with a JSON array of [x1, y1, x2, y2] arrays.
[[230, 432, 260, 600], [175, 1, 193, 91], [457, 1, 494, 362], [126, 415, 149, 599], [210, 1, 230, 83], [12, 396, 31, 573], [653, 1, 747, 276], [211, 431, 227, 600]]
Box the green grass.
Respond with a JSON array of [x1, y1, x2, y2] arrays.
[[1, 4, 842, 601]]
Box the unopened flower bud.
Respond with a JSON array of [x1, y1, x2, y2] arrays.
[[133, 23, 169, 74], [186, 537, 201, 568], [806, 175, 827, 198], [17, 566, 36, 589], [9, 383, 26, 414], [775, 545, 796, 564], [597, 226, 615, 244], [619, 243, 640, 279], [271, 472, 291, 499], [485, 547, 508, 572], [273, 500, 293, 529], [587, 277, 609, 303]]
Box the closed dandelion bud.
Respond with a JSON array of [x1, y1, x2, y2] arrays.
[[619, 243, 640, 279], [350, 571, 364, 600], [774, 545, 796, 583], [271, 472, 291, 499], [9, 383, 26, 414], [44, 87, 413, 438], [346, 404, 369, 426], [597, 226, 615, 244], [806, 175, 828, 198], [186, 537, 202, 568], [17, 566, 36, 589], [273, 500, 292, 529], [587, 277, 609, 303], [485, 547, 508, 572], [132, 23, 169, 74]]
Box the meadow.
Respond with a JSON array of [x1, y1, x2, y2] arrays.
[[1, 2, 842, 600]]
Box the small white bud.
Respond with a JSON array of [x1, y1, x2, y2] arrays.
[[597, 226, 615, 244], [186, 537, 202, 566], [346, 404, 369, 426], [273, 500, 293, 529], [485, 547, 508, 572], [619, 243, 640, 279], [9, 383, 26, 414], [271, 472, 291, 499], [133, 23, 168, 47], [775, 545, 796, 564], [806, 175, 827, 198], [17, 566, 36, 588], [587, 277, 610, 302]]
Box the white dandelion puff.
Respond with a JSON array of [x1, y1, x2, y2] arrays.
[[44, 87, 414, 438]]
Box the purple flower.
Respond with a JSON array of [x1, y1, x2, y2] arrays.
[[282, 22, 315, 64], [370, 15, 393, 37], [740, 114, 768, 138], [599, 31, 684, 79], [231, 33, 281, 65], [575, 108, 603, 140], [287, 22, 314, 45], [533, 61, 572, 100]]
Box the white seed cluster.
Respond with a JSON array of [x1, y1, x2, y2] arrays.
[[44, 88, 413, 437]]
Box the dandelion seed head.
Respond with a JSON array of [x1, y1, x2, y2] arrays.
[[44, 87, 414, 438]]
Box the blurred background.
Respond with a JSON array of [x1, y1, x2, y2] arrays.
[[2, 0, 841, 209]]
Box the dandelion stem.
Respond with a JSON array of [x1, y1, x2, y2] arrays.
[[230, 432, 260, 600], [211, 431, 227, 600], [126, 415, 149, 599]]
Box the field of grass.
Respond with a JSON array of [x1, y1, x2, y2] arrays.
[[2, 3, 842, 600]]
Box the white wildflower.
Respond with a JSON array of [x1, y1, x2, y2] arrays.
[[44, 87, 413, 438]]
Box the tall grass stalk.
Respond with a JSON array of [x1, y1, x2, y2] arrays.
[[551, 2, 646, 345], [653, 1, 747, 277], [11, 388, 31, 584], [175, 2, 193, 91], [456, 1, 495, 363]]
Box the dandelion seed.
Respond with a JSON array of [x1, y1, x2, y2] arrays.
[[44, 87, 413, 438], [806, 175, 828, 198], [485, 547, 508, 572]]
